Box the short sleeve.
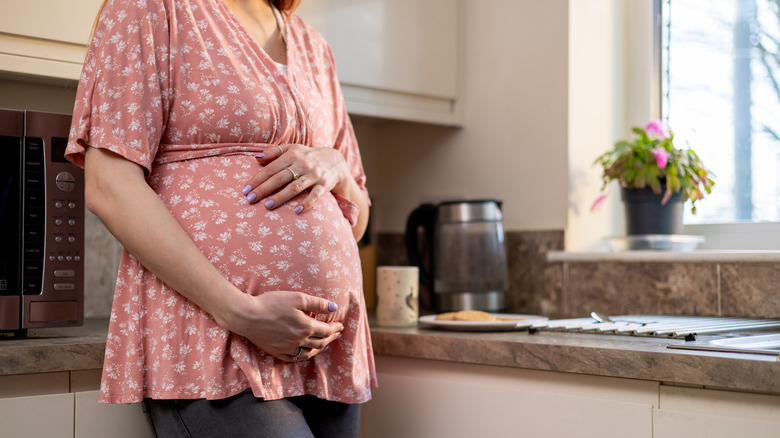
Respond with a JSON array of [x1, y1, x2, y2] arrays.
[[66, 0, 171, 174]]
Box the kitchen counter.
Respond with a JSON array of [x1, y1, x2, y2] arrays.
[[370, 322, 780, 395], [3, 318, 779, 396], [0, 319, 107, 375]]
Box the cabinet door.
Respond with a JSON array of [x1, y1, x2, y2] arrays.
[[0, 0, 103, 45], [654, 385, 780, 438], [75, 391, 154, 438], [0, 0, 103, 81], [0, 393, 74, 438], [361, 356, 655, 438], [295, 0, 463, 125]]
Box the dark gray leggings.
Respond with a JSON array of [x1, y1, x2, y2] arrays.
[[144, 390, 361, 438]]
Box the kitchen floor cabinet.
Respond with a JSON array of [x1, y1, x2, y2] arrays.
[[0, 370, 153, 438], [295, 0, 463, 126], [653, 385, 780, 438], [361, 356, 657, 438], [364, 356, 780, 438], [0, 392, 74, 438], [0, 0, 103, 82], [75, 391, 154, 438]]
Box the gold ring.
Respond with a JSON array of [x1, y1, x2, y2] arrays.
[[287, 167, 300, 180], [292, 347, 304, 361], [276, 145, 284, 154]]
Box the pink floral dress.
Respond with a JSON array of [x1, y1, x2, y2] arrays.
[[65, 0, 376, 404]]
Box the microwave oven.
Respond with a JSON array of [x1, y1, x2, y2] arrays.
[[0, 109, 84, 337]]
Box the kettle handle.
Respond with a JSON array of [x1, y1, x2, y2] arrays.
[[404, 203, 436, 293]]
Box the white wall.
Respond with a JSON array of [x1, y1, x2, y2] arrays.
[[566, 0, 628, 251], [357, 0, 652, 253], [356, 0, 570, 234]]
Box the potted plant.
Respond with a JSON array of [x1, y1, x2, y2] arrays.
[[592, 119, 715, 236]]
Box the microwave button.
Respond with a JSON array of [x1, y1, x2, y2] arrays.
[[68, 219, 76, 226], [55, 236, 63, 243], [66, 256, 73, 261], [68, 236, 76, 243], [68, 202, 76, 209], [55, 219, 63, 226], [55, 201, 63, 208], [53, 283, 75, 291], [54, 270, 75, 278], [56, 171, 77, 192], [74, 255, 81, 261]]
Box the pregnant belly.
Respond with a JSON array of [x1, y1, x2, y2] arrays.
[[147, 154, 361, 316]]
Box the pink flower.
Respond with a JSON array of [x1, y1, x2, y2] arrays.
[[645, 119, 669, 139], [652, 147, 671, 169], [590, 194, 607, 212]]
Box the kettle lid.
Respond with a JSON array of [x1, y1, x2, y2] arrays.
[[437, 199, 503, 223]]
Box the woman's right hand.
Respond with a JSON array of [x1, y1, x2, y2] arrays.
[[223, 291, 344, 362]]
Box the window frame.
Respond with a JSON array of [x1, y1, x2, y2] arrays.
[[648, 0, 780, 250]]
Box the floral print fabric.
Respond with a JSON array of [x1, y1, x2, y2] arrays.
[[66, 0, 375, 404]]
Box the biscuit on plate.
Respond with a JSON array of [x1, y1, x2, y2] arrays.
[[434, 312, 458, 321], [452, 310, 496, 322]]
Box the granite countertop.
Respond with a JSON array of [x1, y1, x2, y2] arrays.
[[370, 322, 780, 395], [3, 318, 780, 396], [0, 319, 108, 375]]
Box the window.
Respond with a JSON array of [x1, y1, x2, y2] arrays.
[[661, 0, 780, 225]]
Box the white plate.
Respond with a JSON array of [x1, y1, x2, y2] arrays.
[[418, 313, 548, 332]]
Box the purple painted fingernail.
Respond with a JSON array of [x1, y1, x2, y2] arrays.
[[242, 185, 253, 195], [247, 193, 257, 203], [328, 302, 338, 312], [294, 205, 303, 214], [337, 334, 342, 340], [264, 200, 275, 209], [255, 153, 265, 158]]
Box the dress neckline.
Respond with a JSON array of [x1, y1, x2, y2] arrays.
[[222, 0, 291, 71]]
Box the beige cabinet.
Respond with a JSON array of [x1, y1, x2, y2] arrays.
[[295, 0, 463, 126], [653, 385, 780, 438], [0, 0, 103, 82], [0, 370, 151, 438], [0, 392, 74, 438], [75, 391, 154, 438], [361, 356, 657, 438]]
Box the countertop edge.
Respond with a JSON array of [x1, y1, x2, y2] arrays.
[[369, 326, 780, 395], [3, 319, 779, 397]]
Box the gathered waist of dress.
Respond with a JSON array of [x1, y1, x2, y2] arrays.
[[153, 142, 280, 166]]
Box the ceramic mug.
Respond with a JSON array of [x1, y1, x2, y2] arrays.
[[376, 266, 419, 327]]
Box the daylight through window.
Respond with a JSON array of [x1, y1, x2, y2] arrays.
[[662, 0, 780, 224]]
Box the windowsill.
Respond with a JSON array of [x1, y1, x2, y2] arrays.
[[547, 250, 780, 263]]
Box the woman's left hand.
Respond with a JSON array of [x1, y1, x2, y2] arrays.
[[242, 143, 350, 214]]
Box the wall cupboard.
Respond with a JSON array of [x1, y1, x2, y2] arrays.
[[296, 0, 464, 126], [0, 0, 463, 126]]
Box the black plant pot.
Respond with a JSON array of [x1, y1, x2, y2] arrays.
[[620, 186, 683, 235]]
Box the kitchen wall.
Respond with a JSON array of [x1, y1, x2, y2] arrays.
[[3, 0, 776, 320], [356, 0, 570, 234]]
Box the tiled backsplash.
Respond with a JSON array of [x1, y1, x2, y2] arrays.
[[84, 211, 122, 319], [377, 231, 780, 319], [85, 225, 780, 320]]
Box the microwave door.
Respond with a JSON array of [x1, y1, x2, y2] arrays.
[[0, 109, 24, 332]]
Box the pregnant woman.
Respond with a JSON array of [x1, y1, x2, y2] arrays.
[[65, 0, 376, 436]]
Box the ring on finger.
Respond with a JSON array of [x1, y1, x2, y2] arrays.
[[287, 167, 300, 180], [292, 347, 305, 361], [275, 145, 284, 155]]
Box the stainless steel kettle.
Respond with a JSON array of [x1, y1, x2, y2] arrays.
[[405, 200, 508, 313]]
